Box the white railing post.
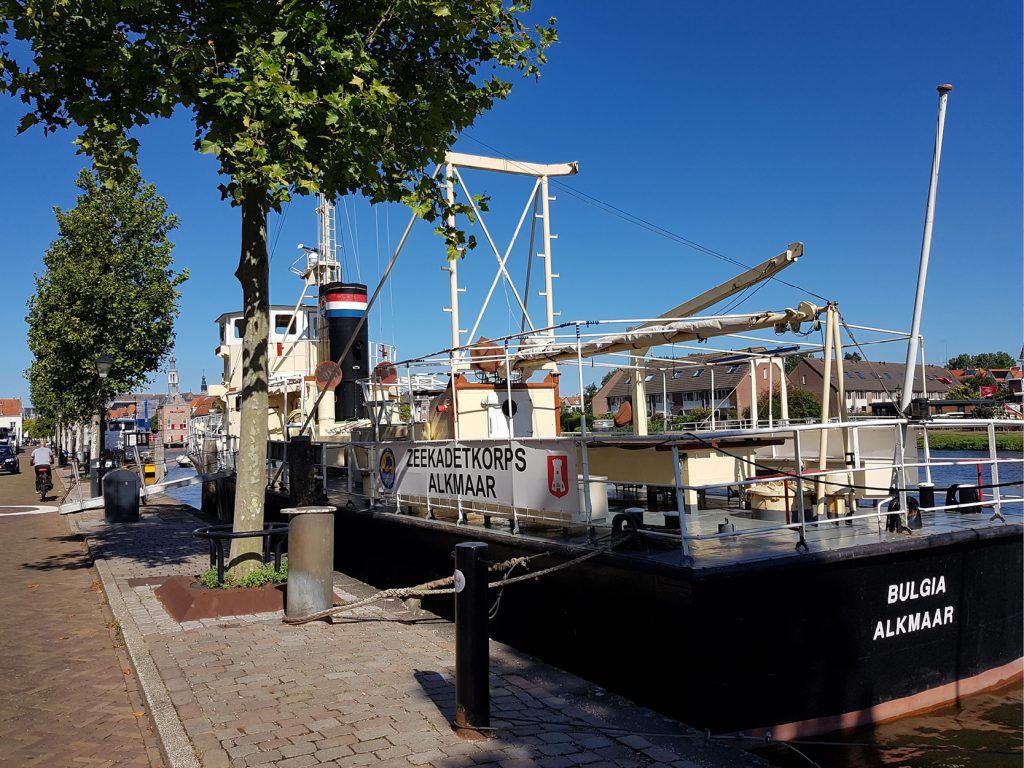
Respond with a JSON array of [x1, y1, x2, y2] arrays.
[[505, 339, 520, 535], [987, 422, 1005, 522], [895, 424, 909, 528], [575, 324, 595, 540], [793, 429, 808, 549], [671, 444, 691, 561]]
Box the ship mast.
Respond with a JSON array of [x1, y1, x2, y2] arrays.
[[900, 84, 952, 412]]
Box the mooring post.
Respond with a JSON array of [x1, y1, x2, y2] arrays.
[[454, 541, 489, 737], [283, 506, 336, 619], [201, 436, 219, 518]]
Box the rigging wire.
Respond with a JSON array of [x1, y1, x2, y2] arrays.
[[267, 198, 292, 263], [463, 134, 830, 304]]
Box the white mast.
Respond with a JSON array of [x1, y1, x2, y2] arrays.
[[900, 84, 952, 412]]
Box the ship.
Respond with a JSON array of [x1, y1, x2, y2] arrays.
[[197, 93, 1023, 739]]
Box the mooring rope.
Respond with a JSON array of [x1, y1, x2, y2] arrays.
[[282, 539, 625, 625]]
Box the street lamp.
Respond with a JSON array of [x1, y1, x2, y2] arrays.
[[96, 353, 113, 380]]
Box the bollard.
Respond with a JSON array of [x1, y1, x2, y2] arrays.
[[959, 484, 979, 512], [283, 506, 336, 619], [200, 437, 220, 518], [288, 436, 320, 507], [919, 483, 935, 511], [90, 458, 107, 497], [454, 542, 490, 738]]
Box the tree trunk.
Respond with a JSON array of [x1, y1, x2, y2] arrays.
[[90, 412, 101, 460], [229, 188, 271, 575]]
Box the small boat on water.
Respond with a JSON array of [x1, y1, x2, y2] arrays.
[[176, 454, 192, 468], [203, 88, 1022, 738]]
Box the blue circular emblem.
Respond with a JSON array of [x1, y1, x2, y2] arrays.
[[379, 447, 397, 490]]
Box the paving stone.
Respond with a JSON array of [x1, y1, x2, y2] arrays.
[[58, 496, 763, 768], [0, 464, 162, 768]]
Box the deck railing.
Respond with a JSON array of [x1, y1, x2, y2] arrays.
[[323, 416, 1022, 562]]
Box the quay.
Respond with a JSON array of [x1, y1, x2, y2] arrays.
[[19, 460, 765, 768]]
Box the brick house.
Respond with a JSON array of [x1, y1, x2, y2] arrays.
[[787, 358, 955, 414], [591, 354, 785, 420]]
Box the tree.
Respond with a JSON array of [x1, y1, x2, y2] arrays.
[[947, 352, 1017, 370], [600, 370, 617, 386], [745, 390, 822, 421], [784, 353, 809, 374], [843, 351, 862, 362], [3, 2, 555, 574], [26, 169, 186, 454]]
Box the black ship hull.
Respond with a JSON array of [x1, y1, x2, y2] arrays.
[[323, 506, 1022, 737]]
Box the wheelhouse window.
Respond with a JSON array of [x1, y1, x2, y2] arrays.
[[274, 313, 296, 335]]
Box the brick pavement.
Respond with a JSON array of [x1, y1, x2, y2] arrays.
[[67, 495, 765, 768], [0, 455, 162, 768]]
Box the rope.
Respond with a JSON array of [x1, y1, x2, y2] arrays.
[[283, 540, 623, 625]]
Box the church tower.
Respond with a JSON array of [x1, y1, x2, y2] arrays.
[[168, 356, 180, 398], [200, 371, 208, 394]]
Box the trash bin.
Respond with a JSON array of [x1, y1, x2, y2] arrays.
[[103, 468, 140, 524], [90, 458, 108, 497]]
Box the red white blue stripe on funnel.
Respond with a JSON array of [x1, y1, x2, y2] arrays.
[[322, 291, 367, 318]]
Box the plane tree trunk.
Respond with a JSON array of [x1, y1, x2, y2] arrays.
[[229, 188, 271, 575]]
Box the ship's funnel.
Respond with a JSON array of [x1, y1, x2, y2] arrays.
[[318, 282, 369, 420]]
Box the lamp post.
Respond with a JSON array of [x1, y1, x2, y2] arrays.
[[89, 352, 113, 496], [96, 352, 113, 458]]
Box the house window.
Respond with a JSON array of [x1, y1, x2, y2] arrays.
[[801, 375, 806, 385], [692, 369, 704, 378], [644, 374, 655, 382], [274, 314, 296, 335], [233, 319, 246, 339], [763, 368, 768, 380], [672, 370, 683, 379], [884, 372, 893, 380], [728, 365, 740, 374]]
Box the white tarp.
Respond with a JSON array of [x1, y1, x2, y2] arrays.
[[376, 440, 580, 516], [511, 302, 825, 373]]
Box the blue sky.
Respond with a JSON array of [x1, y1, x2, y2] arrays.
[[1, 1, 1021, 404]]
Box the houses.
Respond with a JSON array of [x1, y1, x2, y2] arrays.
[[0, 398, 23, 447], [560, 395, 583, 412], [591, 354, 785, 422], [786, 359, 956, 413], [949, 367, 1023, 396]]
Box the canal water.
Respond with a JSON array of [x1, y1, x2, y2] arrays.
[[165, 449, 1021, 765]]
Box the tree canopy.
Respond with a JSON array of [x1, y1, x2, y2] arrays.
[[3, 0, 555, 573], [1, 0, 555, 239], [947, 351, 1017, 370], [26, 169, 186, 426], [746, 390, 822, 421]]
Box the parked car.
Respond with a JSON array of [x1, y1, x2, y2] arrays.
[[0, 445, 20, 474]]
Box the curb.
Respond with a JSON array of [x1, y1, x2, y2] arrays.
[[87, 540, 202, 768]]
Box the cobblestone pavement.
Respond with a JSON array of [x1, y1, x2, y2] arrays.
[[69, 497, 764, 768], [0, 456, 162, 767]]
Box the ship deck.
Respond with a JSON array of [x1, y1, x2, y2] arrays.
[[323, 480, 1023, 572]]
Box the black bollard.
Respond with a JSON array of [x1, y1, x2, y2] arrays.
[[454, 542, 489, 737], [919, 483, 935, 511], [959, 484, 979, 512]]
